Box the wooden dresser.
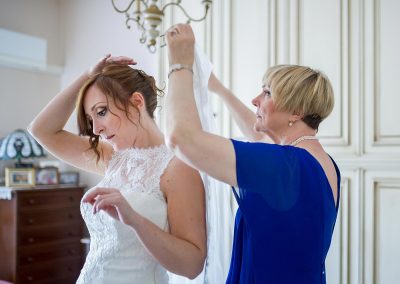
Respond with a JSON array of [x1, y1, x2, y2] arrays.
[[0, 185, 85, 284]]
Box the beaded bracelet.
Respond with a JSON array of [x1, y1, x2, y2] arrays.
[[168, 64, 193, 78]]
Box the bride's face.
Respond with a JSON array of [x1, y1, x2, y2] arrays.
[[83, 85, 140, 151]]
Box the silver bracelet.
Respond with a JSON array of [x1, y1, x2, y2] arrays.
[[168, 64, 193, 78]]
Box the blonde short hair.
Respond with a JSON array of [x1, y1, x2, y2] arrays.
[[263, 65, 334, 129]]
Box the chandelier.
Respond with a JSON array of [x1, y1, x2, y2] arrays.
[[111, 0, 212, 53]]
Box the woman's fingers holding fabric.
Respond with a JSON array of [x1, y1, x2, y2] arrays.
[[166, 25, 179, 37], [166, 23, 195, 45], [93, 193, 117, 214], [83, 187, 136, 225], [82, 187, 116, 204], [92, 191, 135, 225], [92, 191, 121, 213], [166, 23, 195, 66]]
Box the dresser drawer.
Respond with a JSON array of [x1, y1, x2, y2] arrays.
[[18, 257, 82, 284], [19, 224, 82, 246], [0, 186, 86, 284], [19, 242, 83, 266], [18, 190, 82, 210], [19, 207, 81, 228]]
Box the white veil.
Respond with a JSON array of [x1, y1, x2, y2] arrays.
[[168, 46, 234, 283]]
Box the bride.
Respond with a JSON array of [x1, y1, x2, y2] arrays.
[[28, 55, 206, 283]]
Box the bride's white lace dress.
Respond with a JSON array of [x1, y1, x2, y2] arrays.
[[76, 145, 174, 284]]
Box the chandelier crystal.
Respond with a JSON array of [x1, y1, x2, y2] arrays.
[[111, 0, 212, 53]]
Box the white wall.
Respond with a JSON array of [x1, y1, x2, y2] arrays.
[[0, 0, 63, 182], [0, 0, 63, 66], [0, 0, 63, 138]]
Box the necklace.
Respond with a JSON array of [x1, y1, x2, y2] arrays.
[[289, 135, 318, 146]]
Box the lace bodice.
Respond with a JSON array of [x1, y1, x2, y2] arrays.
[[77, 144, 174, 284]]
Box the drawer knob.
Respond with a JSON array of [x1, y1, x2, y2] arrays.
[[28, 218, 34, 224], [27, 276, 33, 281], [68, 213, 74, 219], [67, 266, 73, 272], [68, 248, 76, 255], [69, 196, 74, 201], [28, 199, 35, 205], [28, 237, 35, 243], [27, 256, 34, 263]]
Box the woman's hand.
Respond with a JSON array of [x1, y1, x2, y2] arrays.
[[88, 55, 137, 78], [166, 24, 195, 66], [82, 187, 138, 226]]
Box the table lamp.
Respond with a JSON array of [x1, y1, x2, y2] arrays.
[[0, 129, 46, 168]]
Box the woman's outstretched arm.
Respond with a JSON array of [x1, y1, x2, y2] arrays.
[[209, 73, 270, 142], [165, 24, 238, 187]]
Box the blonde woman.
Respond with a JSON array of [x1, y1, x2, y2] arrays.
[[165, 24, 341, 283]]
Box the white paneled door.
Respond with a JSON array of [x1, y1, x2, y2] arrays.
[[158, 0, 400, 283]]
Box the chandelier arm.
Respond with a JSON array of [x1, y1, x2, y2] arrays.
[[112, 0, 148, 14], [111, 0, 136, 13], [125, 15, 136, 29], [159, 34, 167, 48], [111, 0, 212, 52], [162, 2, 211, 22], [141, 0, 149, 8], [124, 15, 147, 42], [139, 29, 147, 44]]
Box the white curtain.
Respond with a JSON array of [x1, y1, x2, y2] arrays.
[[168, 46, 234, 284]]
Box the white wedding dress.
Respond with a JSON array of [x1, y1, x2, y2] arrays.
[[76, 145, 174, 284]]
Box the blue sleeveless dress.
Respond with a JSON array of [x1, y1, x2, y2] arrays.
[[226, 140, 341, 284]]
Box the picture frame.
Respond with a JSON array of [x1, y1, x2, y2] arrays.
[[59, 171, 80, 185], [5, 168, 36, 187], [36, 166, 59, 185]]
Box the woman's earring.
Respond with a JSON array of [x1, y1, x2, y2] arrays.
[[289, 121, 293, 127]]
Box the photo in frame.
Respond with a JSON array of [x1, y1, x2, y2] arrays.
[[59, 171, 80, 185], [5, 168, 36, 187], [36, 167, 59, 185]]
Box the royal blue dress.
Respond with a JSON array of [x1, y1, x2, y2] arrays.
[[226, 140, 341, 284]]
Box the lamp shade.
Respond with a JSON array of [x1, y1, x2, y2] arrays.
[[0, 129, 46, 164]]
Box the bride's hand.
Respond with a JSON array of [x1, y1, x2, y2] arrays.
[[82, 187, 137, 225], [88, 54, 137, 78]]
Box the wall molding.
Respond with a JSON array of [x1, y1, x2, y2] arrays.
[[338, 177, 351, 284], [298, 0, 350, 147], [364, 172, 400, 284], [366, 0, 400, 149], [0, 55, 63, 75]]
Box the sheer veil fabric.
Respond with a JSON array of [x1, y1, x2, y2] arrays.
[[168, 46, 234, 284]]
